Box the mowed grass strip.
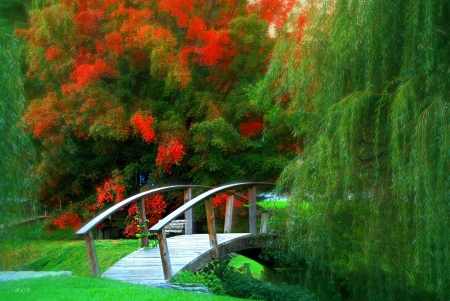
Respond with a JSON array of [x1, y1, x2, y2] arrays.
[[0, 276, 247, 301], [0, 230, 142, 276]]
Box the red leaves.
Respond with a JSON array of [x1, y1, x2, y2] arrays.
[[52, 212, 82, 230], [156, 140, 186, 173], [123, 194, 167, 237], [45, 47, 61, 62], [130, 113, 156, 143], [70, 59, 118, 88], [240, 120, 264, 137], [105, 33, 124, 56], [197, 31, 231, 66], [212, 193, 246, 217], [25, 93, 61, 139], [73, 10, 104, 36], [247, 0, 296, 29], [96, 174, 126, 205], [158, 0, 193, 28], [187, 17, 206, 40]]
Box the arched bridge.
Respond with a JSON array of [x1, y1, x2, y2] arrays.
[[76, 182, 276, 285]]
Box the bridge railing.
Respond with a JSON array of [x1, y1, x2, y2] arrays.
[[149, 182, 275, 281], [76, 185, 210, 276]]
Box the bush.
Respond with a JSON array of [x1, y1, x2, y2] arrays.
[[177, 257, 316, 301], [172, 270, 225, 295]]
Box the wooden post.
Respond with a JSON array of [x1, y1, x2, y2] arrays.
[[224, 194, 234, 233], [248, 186, 257, 235], [205, 197, 219, 258], [139, 198, 149, 248], [260, 212, 268, 234], [84, 231, 100, 276], [157, 229, 172, 281], [184, 188, 193, 235]]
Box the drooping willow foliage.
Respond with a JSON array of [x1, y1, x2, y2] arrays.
[[0, 29, 38, 243], [255, 0, 450, 300]]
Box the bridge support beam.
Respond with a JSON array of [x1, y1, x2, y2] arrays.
[[224, 194, 234, 233], [184, 188, 193, 235], [205, 197, 219, 258], [248, 186, 257, 235], [139, 198, 149, 248], [84, 231, 100, 276], [157, 229, 172, 281]]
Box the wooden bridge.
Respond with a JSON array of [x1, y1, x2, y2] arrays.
[[76, 182, 275, 285]]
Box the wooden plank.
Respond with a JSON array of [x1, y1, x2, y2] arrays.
[[139, 198, 149, 247], [157, 229, 172, 281], [205, 198, 219, 258], [224, 194, 234, 233], [184, 188, 193, 235], [102, 233, 254, 285], [84, 231, 100, 276], [248, 186, 257, 235]]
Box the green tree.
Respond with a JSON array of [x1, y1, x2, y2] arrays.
[[0, 28, 38, 239], [256, 1, 450, 300]]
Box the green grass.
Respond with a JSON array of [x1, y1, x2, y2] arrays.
[[256, 200, 288, 210], [229, 255, 264, 278], [0, 276, 247, 301], [0, 226, 143, 276]]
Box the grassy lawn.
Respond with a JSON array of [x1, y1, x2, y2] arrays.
[[0, 276, 247, 301], [0, 231, 143, 276]]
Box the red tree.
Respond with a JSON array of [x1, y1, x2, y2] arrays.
[[17, 0, 299, 229]]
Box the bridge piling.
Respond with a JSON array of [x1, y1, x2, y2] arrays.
[[205, 197, 219, 258], [248, 186, 257, 235], [224, 194, 235, 233], [184, 188, 193, 235], [84, 231, 100, 276], [139, 198, 149, 248], [157, 229, 172, 281]]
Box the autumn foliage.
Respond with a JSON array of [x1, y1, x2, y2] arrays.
[[17, 0, 299, 228]]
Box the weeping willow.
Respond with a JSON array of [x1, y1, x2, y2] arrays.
[[0, 29, 38, 250], [256, 1, 450, 300]]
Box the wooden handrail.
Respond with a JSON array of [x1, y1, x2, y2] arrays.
[[76, 185, 210, 236], [150, 182, 275, 281], [75, 184, 210, 276], [149, 182, 274, 233]]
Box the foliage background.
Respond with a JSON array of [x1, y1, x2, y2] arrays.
[[256, 0, 450, 300]]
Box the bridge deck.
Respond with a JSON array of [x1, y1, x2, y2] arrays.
[[102, 233, 252, 286]]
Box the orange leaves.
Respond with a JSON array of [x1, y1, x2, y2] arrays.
[[25, 93, 61, 139], [156, 140, 186, 173], [239, 120, 264, 138], [130, 113, 156, 143]]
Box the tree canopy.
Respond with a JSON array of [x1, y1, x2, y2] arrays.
[[256, 0, 450, 300], [17, 0, 298, 229], [0, 28, 38, 232]]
